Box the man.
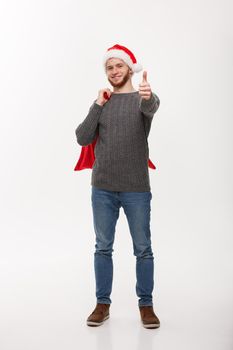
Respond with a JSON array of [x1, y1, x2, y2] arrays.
[[75, 44, 161, 329]]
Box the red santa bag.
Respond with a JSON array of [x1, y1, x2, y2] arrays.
[[74, 135, 156, 171]]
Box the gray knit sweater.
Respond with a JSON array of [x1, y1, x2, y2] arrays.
[[75, 91, 160, 192]]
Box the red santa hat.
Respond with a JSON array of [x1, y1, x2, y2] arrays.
[[103, 44, 143, 73]]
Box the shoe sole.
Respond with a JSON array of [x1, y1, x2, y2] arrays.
[[86, 315, 110, 326], [142, 322, 160, 329]]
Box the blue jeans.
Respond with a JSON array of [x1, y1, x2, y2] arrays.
[[91, 185, 155, 307]]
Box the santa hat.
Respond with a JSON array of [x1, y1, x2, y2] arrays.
[[103, 44, 143, 73]]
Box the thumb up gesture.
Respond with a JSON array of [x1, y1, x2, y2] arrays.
[[139, 71, 152, 100]]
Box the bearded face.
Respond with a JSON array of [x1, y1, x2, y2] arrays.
[[105, 58, 133, 88]]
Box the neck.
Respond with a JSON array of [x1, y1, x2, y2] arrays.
[[112, 81, 136, 94]]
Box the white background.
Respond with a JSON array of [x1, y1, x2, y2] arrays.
[[0, 0, 232, 349]]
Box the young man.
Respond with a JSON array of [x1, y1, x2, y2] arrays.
[[75, 44, 161, 329]]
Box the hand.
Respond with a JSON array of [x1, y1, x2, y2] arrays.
[[96, 88, 112, 106], [139, 71, 152, 100]]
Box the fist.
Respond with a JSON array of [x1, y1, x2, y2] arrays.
[[96, 88, 112, 106], [138, 71, 152, 100]]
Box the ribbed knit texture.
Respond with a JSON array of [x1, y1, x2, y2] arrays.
[[75, 91, 160, 192]]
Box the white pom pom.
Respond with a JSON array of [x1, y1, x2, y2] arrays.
[[133, 63, 143, 73]]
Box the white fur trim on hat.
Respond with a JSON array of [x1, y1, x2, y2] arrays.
[[103, 49, 143, 73]]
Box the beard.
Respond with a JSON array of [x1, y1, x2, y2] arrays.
[[107, 69, 132, 88]]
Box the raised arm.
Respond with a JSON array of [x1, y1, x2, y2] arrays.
[[138, 71, 160, 119], [75, 101, 103, 146], [139, 92, 160, 119], [75, 88, 113, 146]]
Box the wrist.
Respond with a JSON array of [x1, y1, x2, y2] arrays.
[[96, 100, 104, 106]]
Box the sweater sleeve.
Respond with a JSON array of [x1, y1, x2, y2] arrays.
[[75, 101, 103, 146], [139, 92, 160, 119]]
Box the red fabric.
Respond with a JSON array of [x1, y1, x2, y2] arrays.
[[107, 44, 137, 64], [74, 136, 156, 171]]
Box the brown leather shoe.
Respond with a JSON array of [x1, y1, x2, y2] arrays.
[[86, 303, 110, 326], [139, 306, 160, 329]]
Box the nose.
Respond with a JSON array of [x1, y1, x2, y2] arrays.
[[112, 67, 119, 75]]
